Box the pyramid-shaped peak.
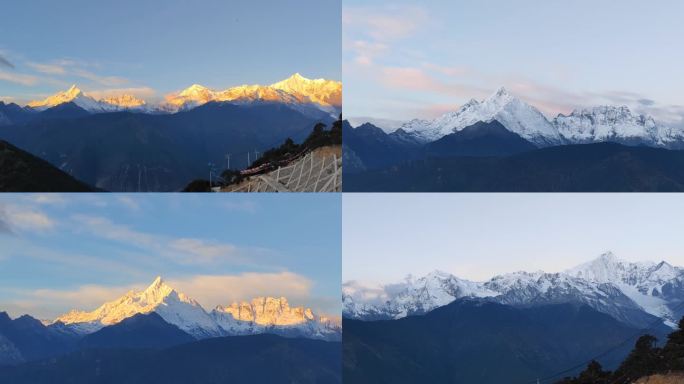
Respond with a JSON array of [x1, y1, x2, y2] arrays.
[[145, 276, 172, 292], [65, 85, 83, 96], [289, 72, 306, 80]]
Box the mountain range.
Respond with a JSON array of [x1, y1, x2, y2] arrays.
[[0, 277, 341, 381], [343, 252, 682, 383], [344, 88, 684, 191], [343, 252, 683, 329], [0, 74, 341, 192], [20, 73, 341, 116], [0, 276, 340, 365], [52, 276, 341, 341], [395, 87, 684, 148]]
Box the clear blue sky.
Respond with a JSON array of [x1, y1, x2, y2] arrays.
[[0, 0, 341, 104], [344, 0, 684, 128], [0, 194, 341, 320], [344, 194, 684, 284]]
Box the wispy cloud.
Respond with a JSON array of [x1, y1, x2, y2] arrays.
[[27, 194, 67, 206], [71, 68, 129, 87], [0, 54, 15, 69], [169, 238, 239, 264], [71, 214, 256, 266], [0, 204, 55, 232], [116, 196, 140, 211], [0, 70, 39, 86], [222, 200, 259, 214], [343, 5, 429, 41], [26, 62, 67, 75]]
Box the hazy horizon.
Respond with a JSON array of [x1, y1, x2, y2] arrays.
[[343, 194, 684, 284]]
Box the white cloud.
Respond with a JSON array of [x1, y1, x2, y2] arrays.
[[71, 69, 128, 87], [343, 5, 429, 42], [28, 194, 66, 205], [0, 70, 39, 86], [0, 204, 54, 231], [71, 214, 251, 265], [26, 62, 67, 75], [168, 272, 313, 309], [116, 196, 140, 211], [169, 238, 239, 264]]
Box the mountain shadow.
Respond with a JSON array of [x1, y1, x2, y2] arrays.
[[79, 312, 195, 350], [424, 120, 538, 158]]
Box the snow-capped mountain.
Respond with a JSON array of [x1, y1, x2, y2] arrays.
[[343, 252, 684, 328], [398, 88, 562, 146], [164, 73, 342, 114], [52, 277, 339, 341], [54, 277, 222, 338], [271, 73, 342, 107], [391, 88, 684, 149], [342, 270, 496, 320], [485, 270, 661, 328], [554, 106, 684, 148], [566, 252, 684, 325], [27, 85, 147, 113], [211, 297, 341, 340], [24, 74, 341, 116]]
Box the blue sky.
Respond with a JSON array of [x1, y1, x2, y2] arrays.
[[344, 194, 684, 284], [344, 0, 684, 128], [0, 0, 341, 104], [0, 194, 341, 319]]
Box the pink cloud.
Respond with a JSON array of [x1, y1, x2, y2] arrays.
[[343, 5, 428, 41]]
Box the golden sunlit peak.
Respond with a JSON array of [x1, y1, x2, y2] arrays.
[[101, 94, 146, 108], [66, 84, 81, 94], [148, 276, 165, 288]]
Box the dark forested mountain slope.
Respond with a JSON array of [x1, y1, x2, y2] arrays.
[[344, 142, 684, 192], [0, 140, 95, 192], [343, 299, 662, 384], [0, 334, 341, 384], [0, 102, 329, 191]]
